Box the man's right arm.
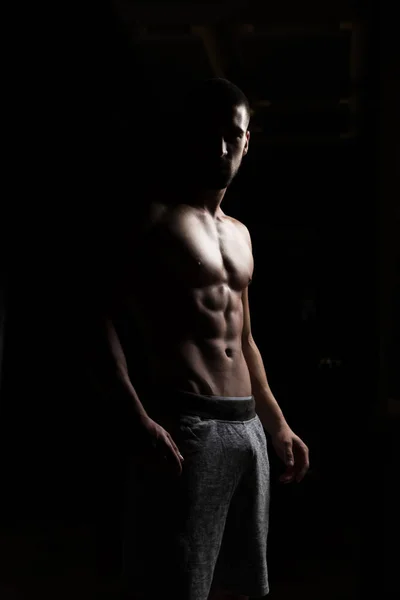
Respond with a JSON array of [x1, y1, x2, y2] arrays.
[[87, 204, 184, 473], [100, 316, 184, 474], [90, 210, 151, 423], [103, 318, 149, 422]]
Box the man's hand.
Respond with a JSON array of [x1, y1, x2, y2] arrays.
[[271, 425, 309, 483], [132, 415, 185, 477]]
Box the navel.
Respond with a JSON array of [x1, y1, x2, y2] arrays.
[[225, 347, 233, 358]]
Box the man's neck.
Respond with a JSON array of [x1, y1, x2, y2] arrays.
[[188, 187, 227, 218]]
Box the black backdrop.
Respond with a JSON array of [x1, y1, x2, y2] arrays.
[[0, 3, 393, 599]]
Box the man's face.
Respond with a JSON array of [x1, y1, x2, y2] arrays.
[[182, 103, 250, 190]]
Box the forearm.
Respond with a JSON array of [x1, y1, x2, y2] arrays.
[[242, 337, 289, 435], [102, 319, 149, 421], [111, 369, 149, 421]]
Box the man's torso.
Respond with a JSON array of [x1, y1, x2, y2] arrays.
[[115, 201, 254, 398]]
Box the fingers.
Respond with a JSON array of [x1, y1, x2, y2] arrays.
[[279, 442, 310, 484], [295, 446, 310, 482], [296, 444, 310, 483], [159, 432, 184, 477], [167, 432, 184, 462], [296, 466, 308, 483], [279, 466, 295, 484], [284, 441, 294, 467], [164, 440, 183, 476]]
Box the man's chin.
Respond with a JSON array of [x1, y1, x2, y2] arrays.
[[199, 175, 232, 190]]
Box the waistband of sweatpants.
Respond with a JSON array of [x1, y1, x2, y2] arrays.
[[146, 389, 257, 421]]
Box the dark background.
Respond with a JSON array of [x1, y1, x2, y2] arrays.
[[0, 1, 398, 598]]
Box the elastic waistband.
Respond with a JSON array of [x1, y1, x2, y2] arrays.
[[147, 389, 256, 421]]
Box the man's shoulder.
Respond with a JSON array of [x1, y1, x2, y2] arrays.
[[225, 214, 245, 227], [225, 215, 251, 243], [123, 200, 168, 235], [147, 200, 170, 221]]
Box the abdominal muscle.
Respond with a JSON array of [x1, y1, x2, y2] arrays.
[[147, 335, 253, 398], [131, 285, 253, 399]]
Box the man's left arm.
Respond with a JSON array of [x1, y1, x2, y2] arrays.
[[241, 285, 310, 483], [238, 218, 310, 482], [240, 296, 287, 437]]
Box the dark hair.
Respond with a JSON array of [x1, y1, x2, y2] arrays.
[[181, 77, 251, 126]]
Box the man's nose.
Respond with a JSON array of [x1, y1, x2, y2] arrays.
[[219, 137, 228, 157], [218, 137, 228, 157]]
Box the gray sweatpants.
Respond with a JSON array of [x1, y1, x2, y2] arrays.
[[122, 389, 270, 599]]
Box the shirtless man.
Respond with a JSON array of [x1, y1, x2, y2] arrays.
[[105, 79, 309, 600]]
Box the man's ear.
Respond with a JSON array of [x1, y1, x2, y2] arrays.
[[243, 131, 250, 156]]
